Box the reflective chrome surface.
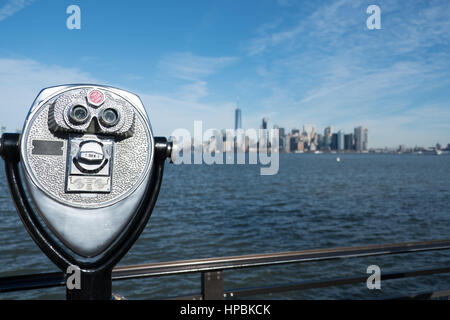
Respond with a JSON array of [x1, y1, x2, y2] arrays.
[[18, 84, 155, 257]]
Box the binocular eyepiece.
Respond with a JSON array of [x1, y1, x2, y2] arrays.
[[0, 84, 172, 299]]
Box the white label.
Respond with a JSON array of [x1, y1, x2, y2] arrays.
[[67, 176, 111, 193]]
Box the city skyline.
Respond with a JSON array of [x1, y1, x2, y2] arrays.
[[232, 107, 448, 151]]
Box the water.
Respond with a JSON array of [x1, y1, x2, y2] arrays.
[[0, 154, 449, 299]]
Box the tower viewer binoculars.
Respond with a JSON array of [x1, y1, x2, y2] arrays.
[[0, 84, 172, 299]]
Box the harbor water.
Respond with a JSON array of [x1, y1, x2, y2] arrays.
[[0, 153, 449, 299]]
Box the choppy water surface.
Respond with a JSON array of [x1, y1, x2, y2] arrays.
[[1, 154, 449, 299]]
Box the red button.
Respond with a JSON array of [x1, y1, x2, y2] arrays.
[[88, 90, 104, 105]]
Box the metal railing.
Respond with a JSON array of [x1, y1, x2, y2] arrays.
[[1, 239, 450, 299]]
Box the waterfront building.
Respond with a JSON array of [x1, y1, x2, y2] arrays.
[[323, 126, 333, 150], [354, 126, 368, 151], [258, 117, 270, 147], [344, 133, 354, 150], [337, 130, 344, 151], [262, 117, 268, 130], [302, 124, 318, 151], [289, 136, 298, 153], [303, 124, 315, 139], [274, 125, 286, 152], [285, 133, 291, 152], [234, 108, 242, 130], [363, 127, 368, 151], [317, 134, 323, 150], [331, 133, 338, 150]]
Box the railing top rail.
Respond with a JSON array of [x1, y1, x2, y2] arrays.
[[1, 238, 450, 293], [113, 238, 450, 279]]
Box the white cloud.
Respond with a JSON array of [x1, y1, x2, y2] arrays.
[[0, 0, 34, 22], [239, 0, 450, 147], [155, 52, 239, 105], [158, 52, 238, 81], [0, 57, 237, 136], [0, 58, 98, 131]]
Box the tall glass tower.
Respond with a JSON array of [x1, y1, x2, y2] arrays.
[[354, 126, 368, 151], [337, 130, 344, 151], [235, 108, 242, 130]]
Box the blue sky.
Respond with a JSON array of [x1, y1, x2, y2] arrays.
[[0, 0, 449, 148]]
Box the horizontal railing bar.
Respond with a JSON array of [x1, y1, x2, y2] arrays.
[[0, 272, 64, 293], [221, 266, 450, 298], [1, 238, 450, 293], [162, 266, 450, 300], [112, 239, 450, 279]]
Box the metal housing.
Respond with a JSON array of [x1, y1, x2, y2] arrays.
[[19, 85, 155, 257]]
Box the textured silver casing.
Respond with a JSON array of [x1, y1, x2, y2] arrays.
[[49, 88, 136, 138], [20, 85, 154, 257]]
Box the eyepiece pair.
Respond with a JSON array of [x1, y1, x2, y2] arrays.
[[68, 105, 119, 127]]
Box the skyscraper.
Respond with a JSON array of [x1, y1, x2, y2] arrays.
[[259, 117, 269, 150], [276, 126, 286, 152], [344, 133, 354, 150], [323, 126, 333, 149], [363, 127, 368, 151], [354, 126, 368, 151], [337, 130, 344, 151], [234, 108, 242, 130], [261, 117, 268, 130], [331, 133, 338, 150]]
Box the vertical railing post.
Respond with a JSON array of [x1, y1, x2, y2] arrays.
[[201, 270, 224, 300]]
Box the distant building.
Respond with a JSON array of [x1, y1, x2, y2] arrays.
[[354, 126, 368, 151], [323, 126, 333, 150], [276, 126, 286, 152], [344, 133, 354, 150], [285, 133, 291, 152], [261, 117, 268, 130], [331, 133, 338, 150], [317, 134, 323, 149], [289, 136, 299, 152], [303, 124, 318, 151], [234, 108, 242, 130], [363, 127, 368, 151], [337, 130, 344, 151], [259, 117, 270, 150]]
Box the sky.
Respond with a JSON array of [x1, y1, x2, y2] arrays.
[[0, 0, 449, 148]]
